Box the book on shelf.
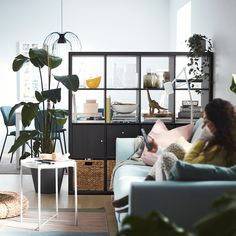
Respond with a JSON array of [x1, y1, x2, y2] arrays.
[[180, 106, 202, 112], [111, 112, 138, 123], [77, 112, 104, 121], [142, 116, 172, 123], [75, 120, 105, 123], [178, 111, 202, 119]]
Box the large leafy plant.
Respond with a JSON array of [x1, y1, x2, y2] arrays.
[[9, 48, 79, 159]]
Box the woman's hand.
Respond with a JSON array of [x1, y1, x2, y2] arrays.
[[148, 136, 158, 153]]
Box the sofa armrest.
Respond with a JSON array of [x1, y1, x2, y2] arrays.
[[129, 181, 236, 229], [116, 138, 136, 163]]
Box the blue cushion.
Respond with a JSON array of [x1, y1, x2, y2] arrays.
[[169, 160, 236, 181]]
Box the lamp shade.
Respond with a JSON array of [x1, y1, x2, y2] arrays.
[[43, 31, 82, 55]]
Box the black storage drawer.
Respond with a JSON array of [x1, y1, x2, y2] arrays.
[[71, 124, 105, 159], [106, 124, 140, 157]]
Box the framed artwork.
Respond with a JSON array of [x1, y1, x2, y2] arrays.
[[17, 42, 40, 101]]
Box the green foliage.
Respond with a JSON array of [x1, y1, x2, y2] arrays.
[[118, 190, 236, 236], [185, 34, 213, 94], [194, 190, 236, 236], [9, 48, 79, 157], [118, 211, 190, 236], [230, 75, 236, 94]]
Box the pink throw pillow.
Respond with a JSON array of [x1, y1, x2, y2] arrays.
[[141, 120, 194, 166]]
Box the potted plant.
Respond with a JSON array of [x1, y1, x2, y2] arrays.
[[9, 48, 79, 193], [185, 34, 213, 93]]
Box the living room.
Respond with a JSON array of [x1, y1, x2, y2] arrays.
[[0, 0, 236, 235]]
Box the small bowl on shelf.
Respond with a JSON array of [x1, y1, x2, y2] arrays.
[[111, 102, 138, 114], [86, 76, 101, 88]]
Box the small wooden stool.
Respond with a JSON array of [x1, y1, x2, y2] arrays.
[[0, 191, 28, 219]]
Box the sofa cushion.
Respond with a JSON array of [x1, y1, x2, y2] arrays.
[[113, 165, 150, 200], [141, 120, 194, 166], [169, 160, 236, 181]]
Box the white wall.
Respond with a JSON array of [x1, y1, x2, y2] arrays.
[[1, 0, 236, 159], [191, 0, 236, 105], [169, 0, 191, 51], [0, 0, 170, 156]]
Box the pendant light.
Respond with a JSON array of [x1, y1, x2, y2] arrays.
[[43, 0, 82, 55]]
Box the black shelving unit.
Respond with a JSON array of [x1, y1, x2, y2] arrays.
[[68, 52, 213, 194]]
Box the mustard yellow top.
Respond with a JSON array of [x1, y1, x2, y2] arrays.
[[183, 139, 236, 166]]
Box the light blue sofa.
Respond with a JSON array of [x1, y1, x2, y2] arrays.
[[113, 119, 236, 230]]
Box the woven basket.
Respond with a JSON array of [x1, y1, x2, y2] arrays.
[[76, 160, 104, 191], [107, 160, 116, 191], [0, 191, 29, 219]]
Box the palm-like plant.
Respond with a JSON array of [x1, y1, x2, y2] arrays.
[[9, 48, 79, 159]]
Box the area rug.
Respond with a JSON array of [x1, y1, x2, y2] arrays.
[[0, 208, 109, 235]]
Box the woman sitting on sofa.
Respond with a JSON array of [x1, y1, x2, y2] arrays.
[[113, 98, 236, 208]]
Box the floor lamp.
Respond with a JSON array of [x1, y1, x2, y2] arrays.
[[164, 67, 194, 124]]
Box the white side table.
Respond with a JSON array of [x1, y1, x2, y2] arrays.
[[20, 158, 78, 231]]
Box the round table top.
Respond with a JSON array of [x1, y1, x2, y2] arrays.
[[20, 158, 76, 169]]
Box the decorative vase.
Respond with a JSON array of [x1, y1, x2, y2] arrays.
[[143, 72, 153, 88]]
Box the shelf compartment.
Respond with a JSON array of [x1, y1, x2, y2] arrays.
[[75, 160, 104, 191], [106, 56, 139, 89], [72, 56, 105, 89]]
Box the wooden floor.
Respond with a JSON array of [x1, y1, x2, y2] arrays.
[[0, 173, 118, 236]]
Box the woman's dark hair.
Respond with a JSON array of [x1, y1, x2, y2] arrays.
[[205, 98, 236, 165]]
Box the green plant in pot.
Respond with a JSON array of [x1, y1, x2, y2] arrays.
[[185, 34, 213, 93], [9, 48, 79, 193]]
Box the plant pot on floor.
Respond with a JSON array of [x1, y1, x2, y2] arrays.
[[31, 168, 64, 194]]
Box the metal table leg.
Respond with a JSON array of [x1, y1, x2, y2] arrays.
[[20, 164, 23, 223], [74, 163, 78, 225], [38, 167, 41, 230], [55, 167, 58, 216]]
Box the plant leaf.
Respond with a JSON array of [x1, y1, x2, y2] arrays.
[[21, 103, 39, 127], [118, 211, 188, 236], [230, 75, 236, 94], [9, 130, 39, 153], [9, 102, 27, 124], [54, 75, 80, 92], [12, 54, 29, 71], [29, 48, 62, 69], [35, 91, 45, 103], [29, 48, 47, 68], [45, 55, 62, 69], [42, 88, 61, 104]]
